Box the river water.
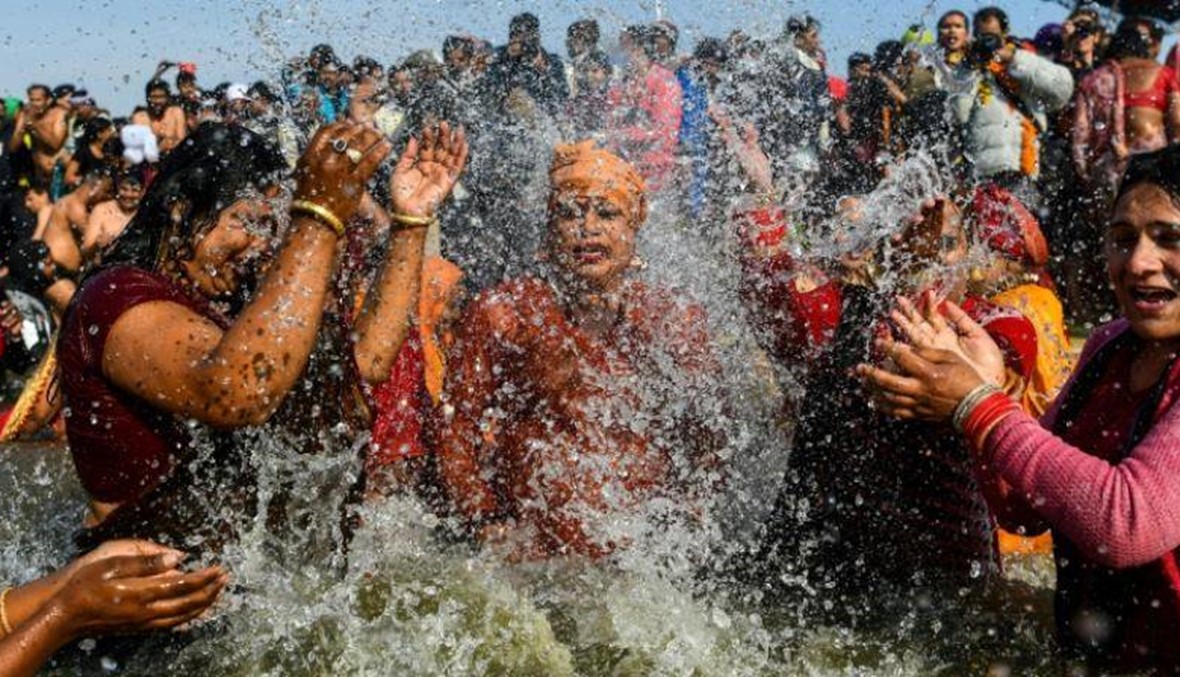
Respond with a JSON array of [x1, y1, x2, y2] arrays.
[[2, 429, 1058, 676]]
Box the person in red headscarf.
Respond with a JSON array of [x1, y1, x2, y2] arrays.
[[968, 183, 1073, 418], [433, 140, 723, 561]]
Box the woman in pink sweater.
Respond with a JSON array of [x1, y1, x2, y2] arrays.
[[859, 146, 1180, 671]]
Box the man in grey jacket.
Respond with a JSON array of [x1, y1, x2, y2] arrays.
[[946, 7, 1074, 207]]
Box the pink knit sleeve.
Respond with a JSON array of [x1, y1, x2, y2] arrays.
[[982, 400, 1180, 569]]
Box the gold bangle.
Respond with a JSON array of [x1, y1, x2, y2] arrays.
[[389, 211, 438, 230], [291, 200, 346, 238], [0, 586, 13, 636]]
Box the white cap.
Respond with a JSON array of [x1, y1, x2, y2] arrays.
[[225, 82, 250, 102]]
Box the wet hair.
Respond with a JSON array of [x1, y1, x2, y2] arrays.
[[79, 116, 113, 145], [247, 81, 276, 102], [873, 40, 905, 72], [99, 123, 286, 273], [510, 13, 540, 41], [145, 78, 171, 98], [1107, 23, 1153, 60], [442, 35, 473, 59], [1118, 16, 1164, 45], [177, 71, 198, 87], [353, 55, 382, 77], [786, 14, 820, 36], [568, 19, 600, 45], [848, 51, 873, 70], [26, 84, 51, 98], [694, 37, 728, 65], [52, 84, 76, 100], [115, 170, 143, 189], [973, 7, 1009, 35], [586, 50, 611, 72], [309, 43, 336, 67], [1115, 144, 1180, 208]]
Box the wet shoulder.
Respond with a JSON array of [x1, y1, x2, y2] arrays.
[[466, 277, 558, 339]]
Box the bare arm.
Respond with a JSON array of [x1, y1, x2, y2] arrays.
[[1167, 91, 1180, 145], [40, 207, 82, 274], [102, 122, 393, 428], [5, 110, 25, 153], [0, 541, 225, 677], [353, 123, 468, 383]]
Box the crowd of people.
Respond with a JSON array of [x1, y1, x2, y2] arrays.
[[1, 4, 1180, 674]]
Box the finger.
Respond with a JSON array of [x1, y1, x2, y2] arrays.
[[883, 340, 938, 378], [103, 553, 183, 581], [437, 120, 452, 155], [306, 122, 345, 157], [356, 137, 393, 178], [857, 363, 925, 396], [889, 308, 925, 346], [942, 299, 985, 338], [137, 566, 226, 604], [451, 129, 469, 176], [921, 290, 949, 334], [144, 574, 228, 617], [420, 125, 438, 162]]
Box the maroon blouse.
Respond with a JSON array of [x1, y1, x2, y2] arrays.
[[58, 266, 227, 504]]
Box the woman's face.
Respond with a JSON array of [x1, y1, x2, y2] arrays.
[[938, 15, 968, 52], [181, 194, 277, 303], [550, 190, 637, 293], [1108, 183, 1180, 343]]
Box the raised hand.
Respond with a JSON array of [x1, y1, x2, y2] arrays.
[[889, 292, 1006, 386], [892, 197, 961, 263], [294, 121, 393, 224], [390, 121, 469, 219], [710, 105, 774, 196]]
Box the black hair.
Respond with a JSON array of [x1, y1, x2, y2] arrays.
[[100, 123, 286, 273], [937, 10, 969, 31], [145, 78, 171, 98], [1118, 16, 1165, 45], [694, 37, 728, 64], [510, 13, 540, 40], [52, 84, 76, 100], [786, 14, 820, 36], [568, 19, 600, 45], [442, 35, 473, 58], [27, 84, 51, 98], [353, 55, 382, 77], [848, 51, 873, 70], [177, 71, 198, 86], [1116, 144, 1180, 207], [973, 7, 1009, 35], [1107, 23, 1153, 60], [874, 40, 905, 71], [587, 50, 611, 71], [79, 116, 113, 145], [247, 81, 276, 102], [115, 169, 143, 189]]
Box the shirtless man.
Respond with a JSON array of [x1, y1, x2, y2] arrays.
[[130, 80, 187, 154], [81, 172, 142, 261], [23, 185, 52, 240], [6, 85, 69, 187], [38, 171, 111, 313]]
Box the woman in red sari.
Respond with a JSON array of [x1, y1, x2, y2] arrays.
[[434, 141, 723, 561], [861, 145, 1180, 671], [58, 120, 467, 551]]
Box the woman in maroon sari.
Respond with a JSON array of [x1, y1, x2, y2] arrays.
[[862, 145, 1180, 671], [58, 120, 467, 552]]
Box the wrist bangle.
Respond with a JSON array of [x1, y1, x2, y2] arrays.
[[291, 200, 346, 238], [389, 211, 438, 230], [951, 382, 1002, 433], [0, 586, 13, 636]]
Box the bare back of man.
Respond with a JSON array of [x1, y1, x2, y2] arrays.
[[82, 200, 134, 261], [40, 177, 110, 275], [24, 106, 69, 183]]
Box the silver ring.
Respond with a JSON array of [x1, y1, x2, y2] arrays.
[[345, 148, 364, 164], [331, 138, 349, 154]]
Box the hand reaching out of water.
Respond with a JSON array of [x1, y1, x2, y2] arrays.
[[52, 543, 228, 636], [390, 121, 469, 219]]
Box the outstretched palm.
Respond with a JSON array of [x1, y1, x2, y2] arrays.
[[892, 293, 1006, 386], [391, 121, 469, 218]]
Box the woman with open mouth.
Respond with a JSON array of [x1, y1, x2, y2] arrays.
[[859, 145, 1180, 672]]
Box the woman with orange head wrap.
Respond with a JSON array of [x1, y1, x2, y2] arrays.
[[433, 140, 724, 560]]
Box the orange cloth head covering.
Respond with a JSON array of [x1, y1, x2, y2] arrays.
[[549, 140, 648, 225], [419, 257, 464, 404]]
